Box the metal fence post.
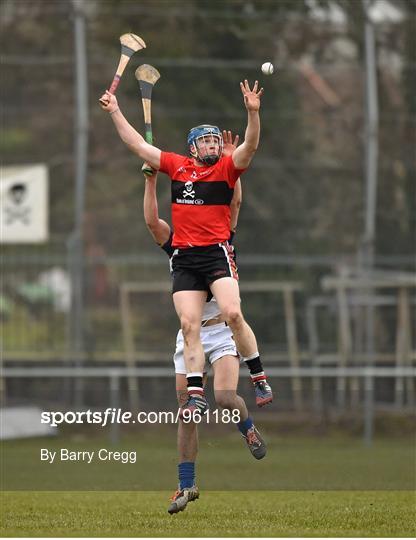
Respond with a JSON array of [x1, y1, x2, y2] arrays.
[[364, 368, 374, 446], [283, 287, 303, 411], [336, 286, 352, 410], [71, 0, 89, 409], [109, 372, 120, 445], [120, 284, 139, 412], [306, 300, 323, 414]]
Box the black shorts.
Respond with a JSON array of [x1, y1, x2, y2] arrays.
[[171, 242, 239, 295]]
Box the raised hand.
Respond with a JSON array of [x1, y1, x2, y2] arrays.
[[222, 130, 240, 157], [142, 161, 158, 178], [99, 90, 119, 113], [240, 80, 264, 112]]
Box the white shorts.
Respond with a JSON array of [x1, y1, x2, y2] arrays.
[[173, 322, 238, 374]]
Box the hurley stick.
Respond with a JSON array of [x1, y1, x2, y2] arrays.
[[135, 64, 161, 176]]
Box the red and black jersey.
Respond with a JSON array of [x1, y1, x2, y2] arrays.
[[159, 152, 245, 248]]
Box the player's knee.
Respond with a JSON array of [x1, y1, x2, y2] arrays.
[[224, 306, 243, 327], [180, 316, 199, 337], [215, 391, 237, 410]]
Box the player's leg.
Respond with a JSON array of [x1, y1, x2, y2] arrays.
[[173, 289, 209, 416], [212, 354, 248, 419], [168, 372, 201, 514], [173, 290, 206, 374], [212, 354, 266, 460], [224, 240, 272, 400], [210, 276, 255, 356], [210, 276, 273, 406], [176, 379, 198, 472]]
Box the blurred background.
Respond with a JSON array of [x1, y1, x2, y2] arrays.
[[1, 0, 415, 463]]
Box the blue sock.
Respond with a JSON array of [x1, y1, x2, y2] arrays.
[[178, 462, 195, 489], [237, 416, 254, 435]]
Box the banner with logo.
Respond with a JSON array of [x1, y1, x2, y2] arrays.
[[0, 164, 49, 243]]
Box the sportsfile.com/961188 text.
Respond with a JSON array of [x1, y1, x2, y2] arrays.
[[40, 408, 241, 427]]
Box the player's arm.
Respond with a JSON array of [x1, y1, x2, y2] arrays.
[[143, 166, 171, 245], [222, 131, 242, 233], [232, 80, 264, 170], [99, 91, 161, 170], [230, 178, 242, 233]]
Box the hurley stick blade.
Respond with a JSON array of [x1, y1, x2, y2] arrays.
[[135, 64, 161, 88], [135, 64, 161, 144], [120, 33, 146, 54], [107, 33, 146, 95]]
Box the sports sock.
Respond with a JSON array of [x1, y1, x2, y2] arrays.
[[186, 372, 204, 397], [178, 461, 195, 489], [237, 416, 254, 435], [242, 353, 267, 382]]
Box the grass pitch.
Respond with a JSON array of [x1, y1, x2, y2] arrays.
[[2, 490, 415, 537], [1, 431, 415, 536], [2, 431, 414, 491]]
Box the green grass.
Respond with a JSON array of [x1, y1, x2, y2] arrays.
[[1, 431, 414, 490], [1, 490, 415, 537], [1, 432, 415, 536]]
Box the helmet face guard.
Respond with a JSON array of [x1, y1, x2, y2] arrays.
[[187, 125, 223, 165]]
